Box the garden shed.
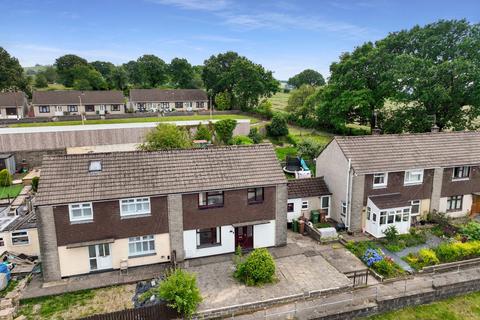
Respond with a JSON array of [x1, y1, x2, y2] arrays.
[[0, 154, 15, 175]]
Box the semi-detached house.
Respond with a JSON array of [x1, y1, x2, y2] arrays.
[[316, 131, 480, 238], [34, 144, 287, 282]]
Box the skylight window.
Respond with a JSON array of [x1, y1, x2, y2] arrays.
[[88, 160, 102, 172]]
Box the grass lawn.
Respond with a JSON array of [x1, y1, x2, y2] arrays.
[[275, 146, 298, 161], [365, 291, 480, 320], [10, 114, 258, 127], [0, 184, 23, 200], [268, 92, 290, 111], [36, 83, 71, 91], [0, 280, 18, 298], [18, 285, 135, 319]]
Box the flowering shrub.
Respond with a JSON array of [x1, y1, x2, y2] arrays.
[[362, 248, 383, 267], [404, 248, 439, 270]]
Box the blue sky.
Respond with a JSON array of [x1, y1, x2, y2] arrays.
[[1, 0, 479, 80]]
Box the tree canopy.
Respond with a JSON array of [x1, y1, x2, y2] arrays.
[[0, 47, 29, 92], [139, 124, 192, 151], [316, 19, 480, 133], [202, 51, 279, 110], [169, 58, 195, 88], [287, 69, 325, 88]]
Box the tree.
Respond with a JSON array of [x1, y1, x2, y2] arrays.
[[194, 123, 212, 141], [214, 91, 231, 110], [297, 138, 323, 159], [126, 55, 168, 88], [286, 84, 316, 113], [71, 65, 107, 90], [34, 74, 48, 88], [55, 54, 89, 87], [90, 61, 117, 89], [0, 47, 29, 92], [248, 127, 263, 144], [231, 135, 254, 145], [169, 58, 194, 88], [214, 119, 237, 144], [287, 69, 325, 88], [158, 269, 202, 317], [203, 51, 279, 110], [266, 113, 289, 137], [109, 66, 129, 91], [139, 124, 192, 151], [0, 169, 12, 187]]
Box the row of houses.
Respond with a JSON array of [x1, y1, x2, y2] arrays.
[[7, 130, 479, 283], [0, 89, 209, 119]]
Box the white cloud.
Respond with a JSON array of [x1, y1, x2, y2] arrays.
[[147, 0, 229, 11]]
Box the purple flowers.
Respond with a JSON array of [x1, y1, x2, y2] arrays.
[[362, 248, 383, 267]]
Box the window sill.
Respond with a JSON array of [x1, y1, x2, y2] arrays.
[[12, 243, 30, 246], [248, 201, 264, 205], [198, 205, 224, 210], [403, 182, 422, 186], [197, 243, 222, 249], [446, 209, 463, 213], [452, 178, 470, 182], [70, 219, 93, 225], [128, 252, 156, 259], [372, 185, 387, 189], [120, 213, 151, 219]]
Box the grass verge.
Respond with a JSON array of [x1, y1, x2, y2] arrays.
[[0, 184, 23, 200]]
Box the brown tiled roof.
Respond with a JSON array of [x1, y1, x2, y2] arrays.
[[0, 92, 27, 107], [369, 193, 411, 209], [287, 177, 331, 199], [334, 131, 480, 174], [32, 90, 124, 105], [129, 89, 208, 102], [35, 144, 286, 206]]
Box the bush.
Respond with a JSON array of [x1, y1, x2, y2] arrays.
[[266, 113, 289, 137], [0, 169, 12, 187], [434, 241, 480, 263], [373, 257, 404, 278], [405, 249, 439, 270], [248, 127, 263, 144], [383, 225, 399, 243], [460, 222, 480, 241], [139, 124, 192, 151], [31, 177, 39, 192], [253, 100, 273, 119], [194, 123, 212, 141], [158, 269, 202, 317], [231, 135, 253, 145], [214, 119, 237, 145], [234, 248, 276, 286], [362, 248, 383, 267], [214, 91, 231, 110], [297, 138, 323, 160]]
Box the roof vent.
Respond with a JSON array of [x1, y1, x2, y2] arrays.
[[371, 127, 381, 135], [88, 160, 102, 172], [431, 124, 440, 133]]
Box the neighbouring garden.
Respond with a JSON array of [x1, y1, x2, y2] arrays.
[[0, 169, 23, 199]]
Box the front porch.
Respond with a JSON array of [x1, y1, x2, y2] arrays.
[[365, 194, 412, 238]]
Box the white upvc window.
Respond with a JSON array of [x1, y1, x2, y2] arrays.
[[301, 200, 309, 210], [120, 198, 150, 217], [404, 169, 424, 185], [320, 196, 330, 217], [11, 230, 29, 245], [128, 235, 155, 257], [69, 203, 93, 222], [411, 200, 420, 216], [341, 201, 347, 217], [373, 172, 387, 188], [452, 166, 470, 180]]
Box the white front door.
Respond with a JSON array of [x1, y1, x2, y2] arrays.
[[88, 243, 112, 272]]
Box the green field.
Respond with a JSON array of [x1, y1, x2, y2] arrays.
[[365, 291, 480, 320], [268, 92, 290, 111], [0, 184, 23, 199], [10, 114, 258, 127]]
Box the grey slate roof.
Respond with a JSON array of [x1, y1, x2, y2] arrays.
[[369, 193, 412, 209], [334, 131, 480, 174], [287, 177, 331, 199], [129, 89, 208, 102], [35, 144, 286, 206], [32, 90, 124, 105], [0, 92, 26, 107]]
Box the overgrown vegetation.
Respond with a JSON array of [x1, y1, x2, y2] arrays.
[[214, 119, 237, 144], [31, 176, 39, 192], [266, 113, 289, 137], [0, 169, 12, 187], [139, 123, 192, 151], [381, 226, 427, 252], [234, 248, 276, 286]]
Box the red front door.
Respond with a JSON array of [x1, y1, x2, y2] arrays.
[[235, 226, 254, 250]]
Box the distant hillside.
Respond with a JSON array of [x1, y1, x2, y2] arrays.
[[24, 64, 51, 76]]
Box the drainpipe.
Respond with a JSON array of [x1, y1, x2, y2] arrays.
[[345, 158, 352, 229]]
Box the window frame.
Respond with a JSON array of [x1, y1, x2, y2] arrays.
[[247, 187, 264, 204], [320, 196, 330, 217], [67, 105, 78, 112], [68, 202, 93, 222], [196, 227, 221, 248], [372, 172, 388, 188], [301, 200, 309, 210], [411, 200, 420, 216], [39, 105, 50, 113], [447, 195, 463, 212], [128, 235, 155, 257], [111, 104, 120, 111], [404, 169, 424, 185], [198, 191, 224, 209], [85, 105, 95, 112], [11, 230, 29, 246], [120, 197, 151, 217], [341, 201, 347, 217], [287, 202, 294, 212], [0, 237, 4, 247], [175, 102, 184, 109], [452, 166, 470, 180]]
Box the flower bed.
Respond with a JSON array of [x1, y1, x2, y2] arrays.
[[380, 227, 427, 252], [345, 241, 405, 278], [404, 240, 480, 270]]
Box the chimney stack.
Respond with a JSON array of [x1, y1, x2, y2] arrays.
[[372, 127, 381, 135], [431, 124, 440, 133]]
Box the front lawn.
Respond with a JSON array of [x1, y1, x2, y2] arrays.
[[268, 92, 290, 111], [10, 114, 258, 127], [0, 184, 23, 199], [365, 291, 480, 320]]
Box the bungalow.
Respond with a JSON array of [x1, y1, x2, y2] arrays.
[[316, 131, 480, 238], [128, 89, 208, 112], [35, 144, 287, 281], [287, 177, 331, 222], [0, 206, 40, 257], [0, 91, 29, 119], [32, 90, 125, 117]]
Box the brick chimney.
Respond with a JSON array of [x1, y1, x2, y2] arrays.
[[372, 127, 381, 135], [431, 124, 440, 133]]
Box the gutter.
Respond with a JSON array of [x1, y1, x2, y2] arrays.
[[345, 158, 352, 229]]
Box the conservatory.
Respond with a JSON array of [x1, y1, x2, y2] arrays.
[[364, 194, 412, 238]]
